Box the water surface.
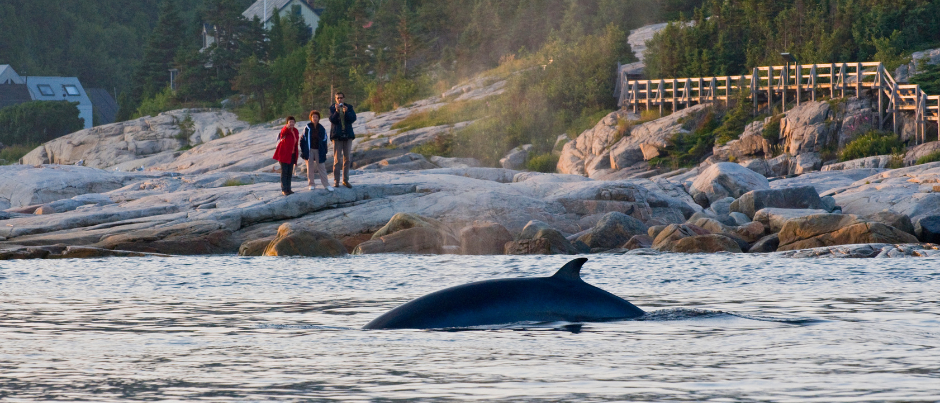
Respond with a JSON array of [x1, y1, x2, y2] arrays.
[[1, 254, 938, 401]]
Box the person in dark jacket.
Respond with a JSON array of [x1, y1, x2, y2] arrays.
[[329, 92, 356, 188], [300, 110, 333, 192], [272, 116, 300, 196]]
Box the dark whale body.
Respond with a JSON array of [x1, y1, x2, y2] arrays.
[[363, 258, 645, 329]]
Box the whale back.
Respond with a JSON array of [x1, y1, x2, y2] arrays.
[[363, 258, 644, 329]]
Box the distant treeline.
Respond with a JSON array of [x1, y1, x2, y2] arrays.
[[644, 0, 940, 79], [123, 0, 701, 122]]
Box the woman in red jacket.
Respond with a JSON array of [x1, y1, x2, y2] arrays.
[[273, 116, 300, 195]]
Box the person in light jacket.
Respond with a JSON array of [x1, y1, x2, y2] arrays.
[[272, 116, 300, 196], [300, 110, 333, 192], [329, 92, 356, 188]]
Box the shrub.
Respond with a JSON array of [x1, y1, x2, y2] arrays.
[[222, 178, 248, 186], [135, 87, 177, 118], [0, 101, 84, 146], [762, 114, 783, 145], [392, 99, 489, 132], [526, 153, 559, 173], [915, 150, 940, 165], [0, 143, 38, 165], [839, 131, 904, 162], [713, 92, 753, 145], [650, 109, 720, 169], [411, 134, 454, 159]]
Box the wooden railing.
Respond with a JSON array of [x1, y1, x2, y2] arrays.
[[618, 62, 939, 145]]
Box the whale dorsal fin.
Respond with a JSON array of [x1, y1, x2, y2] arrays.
[[551, 258, 588, 281]]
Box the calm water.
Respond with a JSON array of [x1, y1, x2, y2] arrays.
[[1, 254, 939, 401]]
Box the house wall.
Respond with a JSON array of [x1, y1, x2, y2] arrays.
[[25, 77, 94, 129], [264, 0, 319, 34]]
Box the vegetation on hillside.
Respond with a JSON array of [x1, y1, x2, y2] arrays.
[[0, 101, 84, 146], [644, 0, 940, 79]]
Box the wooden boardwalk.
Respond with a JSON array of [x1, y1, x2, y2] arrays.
[[618, 62, 939, 145]]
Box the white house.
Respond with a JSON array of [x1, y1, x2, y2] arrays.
[[202, 0, 322, 51]]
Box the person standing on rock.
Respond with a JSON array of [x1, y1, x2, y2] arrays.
[[273, 116, 300, 196], [301, 110, 334, 192], [329, 92, 356, 188]]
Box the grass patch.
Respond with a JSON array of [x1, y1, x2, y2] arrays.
[[649, 109, 721, 169], [839, 130, 905, 162], [411, 134, 454, 159], [916, 150, 940, 165], [392, 99, 490, 132], [0, 144, 38, 165], [222, 178, 249, 187], [526, 153, 559, 173]]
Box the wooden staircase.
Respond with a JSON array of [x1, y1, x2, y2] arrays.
[[617, 62, 939, 145]]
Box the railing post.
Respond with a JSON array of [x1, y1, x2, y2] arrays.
[[830, 63, 836, 98], [684, 79, 691, 109], [810, 64, 817, 102], [767, 66, 774, 114], [877, 64, 884, 130], [752, 68, 758, 114], [645, 80, 651, 111], [782, 64, 788, 112], [856, 62, 863, 97], [892, 86, 899, 135], [725, 76, 731, 107], [840, 63, 847, 98], [796, 63, 802, 106], [672, 79, 678, 112], [658, 79, 665, 116], [710, 77, 717, 104]]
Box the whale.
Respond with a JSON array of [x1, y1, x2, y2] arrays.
[[363, 258, 645, 329]]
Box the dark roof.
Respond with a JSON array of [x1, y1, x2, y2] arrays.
[[0, 84, 32, 109], [87, 88, 118, 125]]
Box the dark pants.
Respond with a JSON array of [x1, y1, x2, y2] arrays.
[[333, 139, 352, 183], [280, 162, 294, 192]]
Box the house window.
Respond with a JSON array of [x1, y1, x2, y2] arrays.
[[63, 85, 80, 96], [37, 84, 54, 96]]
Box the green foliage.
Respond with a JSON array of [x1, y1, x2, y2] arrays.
[[909, 60, 940, 95], [649, 109, 720, 169], [0, 101, 84, 145], [526, 153, 560, 173], [136, 87, 178, 118], [644, 0, 940, 79], [839, 130, 905, 161], [915, 150, 940, 165], [392, 99, 490, 132], [174, 113, 195, 151], [410, 134, 454, 159], [360, 74, 430, 113], [713, 92, 753, 145], [762, 115, 783, 145], [450, 25, 632, 166], [0, 144, 38, 165]]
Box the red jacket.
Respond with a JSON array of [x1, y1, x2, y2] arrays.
[[273, 125, 299, 164]]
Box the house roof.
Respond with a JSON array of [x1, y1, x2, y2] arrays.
[[25, 76, 92, 106], [0, 64, 24, 85], [0, 84, 32, 109], [242, 0, 320, 23], [87, 88, 118, 125]]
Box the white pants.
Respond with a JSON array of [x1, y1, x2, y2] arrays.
[[306, 157, 330, 188]]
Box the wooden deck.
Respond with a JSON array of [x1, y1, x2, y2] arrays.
[[618, 62, 939, 145]]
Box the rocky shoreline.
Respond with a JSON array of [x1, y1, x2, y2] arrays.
[[4, 72, 940, 260]]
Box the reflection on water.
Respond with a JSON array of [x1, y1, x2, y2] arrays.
[[1, 254, 939, 401]]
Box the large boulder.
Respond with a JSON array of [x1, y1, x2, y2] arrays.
[[754, 208, 829, 233], [914, 216, 940, 243], [353, 227, 444, 254], [576, 212, 649, 249], [779, 101, 833, 156], [748, 233, 780, 253], [689, 162, 770, 207], [372, 212, 457, 245], [657, 234, 743, 253], [652, 223, 710, 250], [864, 211, 915, 236], [458, 221, 513, 255], [500, 144, 533, 170], [263, 223, 347, 257], [623, 234, 653, 250], [731, 186, 827, 219], [689, 217, 765, 243], [776, 214, 919, 251], [712, 120, 772, 161], [238, 236, 275, 256], [95, 220, 237, 255], [506, 220, 580, 255], [0, 164, 152, 210]]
